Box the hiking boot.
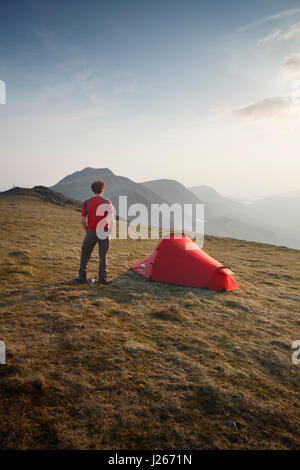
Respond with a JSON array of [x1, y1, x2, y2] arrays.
[[74, 275, 87, 283], [98, 278, 112, 285]]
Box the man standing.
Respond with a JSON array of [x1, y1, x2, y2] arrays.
[[75, 180, 114, 285]]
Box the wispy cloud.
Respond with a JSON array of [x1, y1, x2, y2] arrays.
[[233, 97, 294, 118], [258, 22, 300, 45], [235, 8, 300, 33], [282, 53, 300, 77], [257, 29, 282, 44]]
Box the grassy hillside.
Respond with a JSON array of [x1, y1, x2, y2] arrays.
[[0, 193, 300, 449]]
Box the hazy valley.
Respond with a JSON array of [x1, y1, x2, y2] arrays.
[[51, 167, 300, 250]]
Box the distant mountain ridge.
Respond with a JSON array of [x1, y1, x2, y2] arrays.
[[51, 167, 167, 206], [49, 167, 300, 250], [142, 179, 207, 208], [251, 193, 300, 230], [51, 168, 172, 227], [57, 167, 114, 185], [189, 185, 250, 221], [141, 178, 212, 231]]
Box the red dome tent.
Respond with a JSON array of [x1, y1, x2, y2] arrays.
[[132, 235, 238, 291]]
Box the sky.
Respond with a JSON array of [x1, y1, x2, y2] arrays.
[[0, 0, 300, 199]]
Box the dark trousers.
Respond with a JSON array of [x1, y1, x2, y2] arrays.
[[79, 231, 109, 280]]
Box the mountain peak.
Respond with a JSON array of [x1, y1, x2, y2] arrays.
[[56, 167, 114, 185], [81, 167, 114, 175]]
